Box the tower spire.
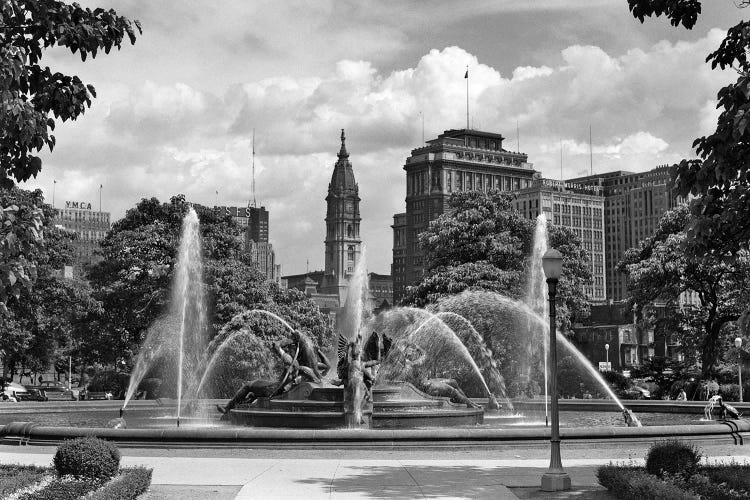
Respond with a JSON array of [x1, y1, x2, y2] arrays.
[[338, 128, 348, 158]]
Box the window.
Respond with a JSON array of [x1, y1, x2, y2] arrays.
[[347, 225, 352, 238], [347, 245, 355, 262]]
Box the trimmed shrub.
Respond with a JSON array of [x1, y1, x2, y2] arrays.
[[53, 437, 121, 482], [645, 439, 702, 478], [17, 478, 97, 500], [596, 465, 698, 499], [87, 467, 153, 500]]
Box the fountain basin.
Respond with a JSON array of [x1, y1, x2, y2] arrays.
[[2, 419, 747, 448], [227, 382, 484, 429]]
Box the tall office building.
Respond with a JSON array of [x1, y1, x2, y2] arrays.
[[566, 165, 680, 302], [392, 129, 537, 303], [53, 200, 110, 272], [513, 179, 606, 301], [214, 205, 278, 281]]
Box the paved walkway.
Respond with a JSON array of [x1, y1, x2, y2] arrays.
[[2, 444, 749, 499]]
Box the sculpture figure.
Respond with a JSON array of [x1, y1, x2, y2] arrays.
[[622, 408, 642, 427], [334, 331, 392, 402], [217, 329, 329, 416], [216, 379, 279, 415], [403, 343, 481, 409], [706, 394, 741, 420], [342, 332, 366, 427]]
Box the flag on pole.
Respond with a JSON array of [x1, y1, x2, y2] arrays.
[[100, 184, 103, 189], [464, 68, 468, 78]]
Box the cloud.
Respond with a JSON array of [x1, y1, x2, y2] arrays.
[[29, 27, 736, 276]]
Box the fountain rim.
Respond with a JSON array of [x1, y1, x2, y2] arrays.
[[1, 418, 747, 448]]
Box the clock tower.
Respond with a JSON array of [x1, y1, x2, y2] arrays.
[[323, 129, 361, 303]]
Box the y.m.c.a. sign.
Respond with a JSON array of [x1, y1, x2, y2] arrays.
[[65, 201, 92, 210]]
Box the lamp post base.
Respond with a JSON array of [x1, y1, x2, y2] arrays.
[[541, 472, 571, 492]]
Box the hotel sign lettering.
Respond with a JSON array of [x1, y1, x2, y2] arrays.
[[65, 201, 93, 210], [216, 206, 255, 217]]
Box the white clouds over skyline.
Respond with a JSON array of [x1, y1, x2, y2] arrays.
[[26, 3, 741, 275]]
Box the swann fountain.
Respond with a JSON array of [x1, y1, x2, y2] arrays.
[[4, 207, 749, 447], [119, 209, 639, 430]]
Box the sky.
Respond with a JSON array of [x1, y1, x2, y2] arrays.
[[26, 0, 744, 275]]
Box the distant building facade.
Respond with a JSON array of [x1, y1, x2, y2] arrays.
[[392, 129, 537, 303], [513, 178, 606, 301], [53, 201, 110, 272], [572, 303, 654, 372], [214, 205, 279, 282], [566, 165, 681, 302]]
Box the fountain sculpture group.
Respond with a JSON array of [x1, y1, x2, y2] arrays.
[[119, 208, 666, 431]]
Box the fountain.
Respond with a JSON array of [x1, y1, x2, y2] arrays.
[[223, 249, 486, 429], [7, 197, 750, 448], [111, 203, 645, 432], [121, 207, 208, 425]]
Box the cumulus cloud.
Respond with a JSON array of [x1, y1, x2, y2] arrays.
[[28, 19, 737, 275]]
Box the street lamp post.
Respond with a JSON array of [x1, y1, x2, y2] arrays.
[[736, 338, 743, 402], [541, 248, 571, 492], [605, 343, 609, 371]]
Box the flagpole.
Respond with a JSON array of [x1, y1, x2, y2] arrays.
[[465, 65, 469, 130], [589, 124, 593, 175], [99, 184, 102, 213], [52, 180, 56, 208], [516, 120, 520, 152]]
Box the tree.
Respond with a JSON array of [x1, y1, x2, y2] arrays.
[[0, 187, 43, 314], [618, 205, 750, 377], [627, 1, 750, 256], [0, 188, 100, 378], [403, 191, 592, 330], [88, 195, 333, 370], [0, 1, 141, 187]]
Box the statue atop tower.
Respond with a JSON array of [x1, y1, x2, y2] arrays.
[[322, 129, 361, 304]]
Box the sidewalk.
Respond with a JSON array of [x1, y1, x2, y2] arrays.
[[2, 445, 748, 499]]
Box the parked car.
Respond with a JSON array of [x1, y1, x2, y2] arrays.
[[32, 380, 68, 392], [17, 388, 48, 402]]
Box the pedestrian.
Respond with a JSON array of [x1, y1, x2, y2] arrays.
[[676, 389, 687, 401]]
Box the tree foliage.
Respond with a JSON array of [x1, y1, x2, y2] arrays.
[[0, 187, 43, 314], [87, 195, 332, 370], [628, 0, 750, 256], [618, 205, 750, 377], [0, 1, 141, 187], [403, 191, 592, 330], [0, 187, 100, 378]]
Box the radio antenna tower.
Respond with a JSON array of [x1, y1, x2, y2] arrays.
[[250, 128, 257, 208]]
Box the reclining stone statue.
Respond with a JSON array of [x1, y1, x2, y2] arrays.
[[217, 329, 330, 415], [402, 343, 481, 409]]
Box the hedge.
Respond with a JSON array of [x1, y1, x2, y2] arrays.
[[12, 467, 152, 500], [0, 465, 49, 496], [16, 478, 98, 500], [86, 467, 153, 500], [596, 465, 699, 499]]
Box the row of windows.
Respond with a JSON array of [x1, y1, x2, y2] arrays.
[[407, 170, 531, 196], [56, 211, 110, 223]]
